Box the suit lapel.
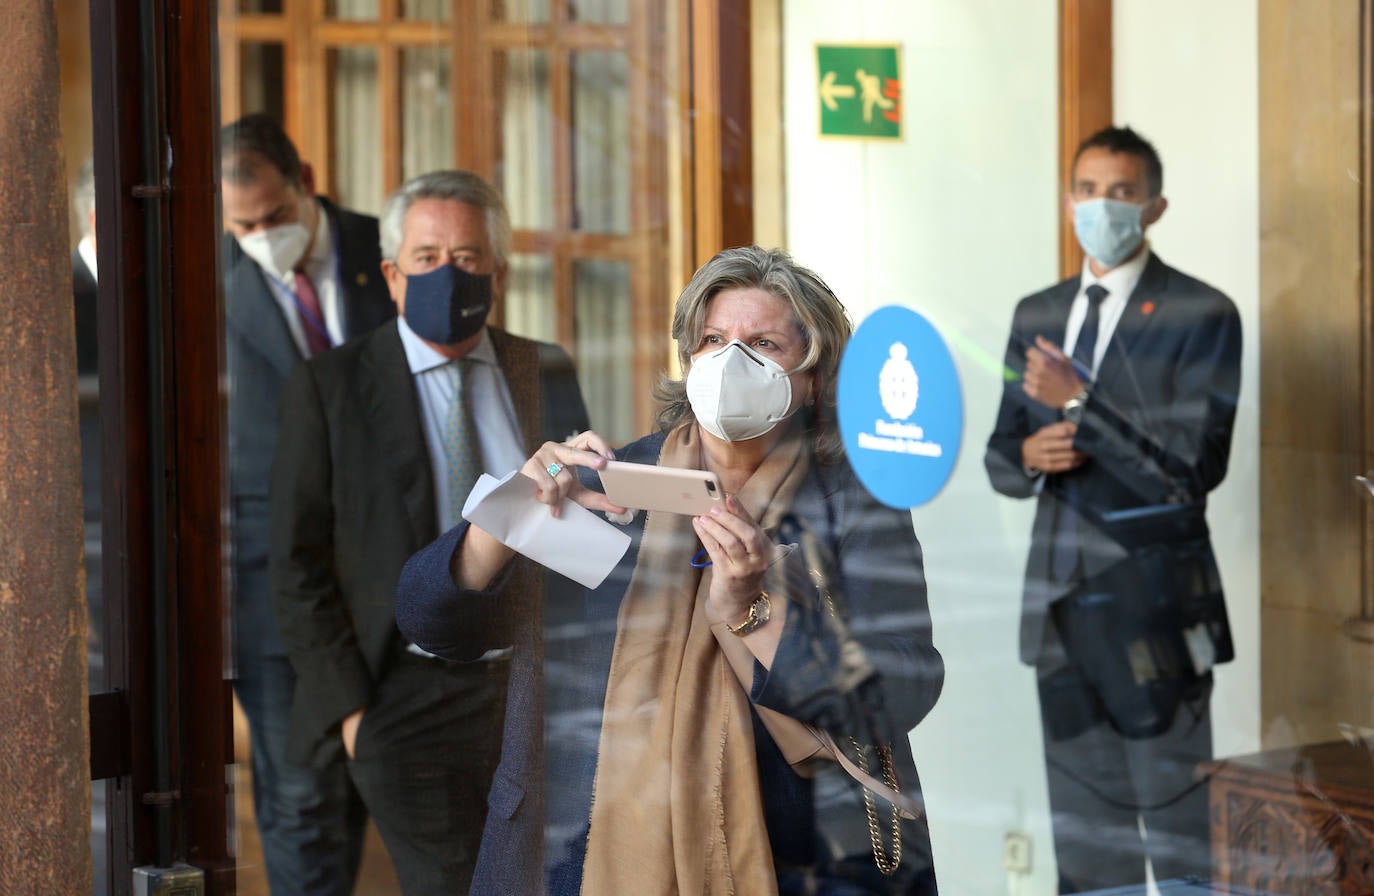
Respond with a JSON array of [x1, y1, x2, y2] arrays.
[[224, 246, 301, 378], [489, 328, 544, 453], [1096, 253, 1169, 388], [323, 198, 385, 339], [361, 323, 437, 547]]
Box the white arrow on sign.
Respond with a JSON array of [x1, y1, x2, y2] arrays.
[[819, 71, 857, 110]]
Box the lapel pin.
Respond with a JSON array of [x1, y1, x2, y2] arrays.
[[1140, 301, 1156, 316], [356, 272, 368, 286]]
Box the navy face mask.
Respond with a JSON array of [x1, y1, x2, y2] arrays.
[[402, 265, 493, 344]]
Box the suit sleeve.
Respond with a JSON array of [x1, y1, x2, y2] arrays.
[[984, 303, 1041, 499], [1074, 295, 1242, 504], [270, 362, 373, 754], [394, 521, 523, 661], [538, 342, 592, 441]]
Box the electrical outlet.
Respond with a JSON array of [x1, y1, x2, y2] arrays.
[[1002, 831, 1032, 874]]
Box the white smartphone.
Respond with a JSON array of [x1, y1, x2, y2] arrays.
[[598, 460, 724, 515]]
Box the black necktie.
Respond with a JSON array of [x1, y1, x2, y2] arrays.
[[1050, 284, 1110, 584], [1072, 284, 1109, 380]]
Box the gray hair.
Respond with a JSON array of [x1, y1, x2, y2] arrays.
[[654, 246, 853, 463], [73, 155, 96, 237], [379, 170, 512, 263]]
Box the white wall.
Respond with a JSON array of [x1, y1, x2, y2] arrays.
[[781, 1, 1260, 893], [1114, 0, 1261, 764]]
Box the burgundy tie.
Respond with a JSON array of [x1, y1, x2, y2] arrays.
[[293, 269, 332, 357]]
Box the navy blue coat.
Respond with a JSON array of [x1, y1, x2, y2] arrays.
[[396, 431, 944, 894]]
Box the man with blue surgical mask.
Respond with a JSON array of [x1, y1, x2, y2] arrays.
[[269, 169, 589, 894], [220, 113, 394, 896], [985, 126, 1242, 892]]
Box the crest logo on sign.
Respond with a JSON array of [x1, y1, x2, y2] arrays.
[[839, 307, 962, 508]]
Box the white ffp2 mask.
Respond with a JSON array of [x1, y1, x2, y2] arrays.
[[686, 340, 794, 442], [237, 222, 311, 282]]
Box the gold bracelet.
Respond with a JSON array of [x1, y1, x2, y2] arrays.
[[725, 590, 771, 637]]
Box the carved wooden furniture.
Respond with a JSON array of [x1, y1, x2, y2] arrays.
[[1206, 739, 1374, 894]]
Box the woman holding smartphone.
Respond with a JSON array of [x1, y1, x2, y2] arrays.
[[396, 246, 944, 895]]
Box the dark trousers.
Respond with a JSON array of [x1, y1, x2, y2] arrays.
[[233, 653, 367, 896], [1036, 624, 1214, 893], [347, 650, 509, 896]]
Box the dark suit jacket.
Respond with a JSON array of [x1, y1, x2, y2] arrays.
[[270, 321, 589, 767], [395, 432, 945, 895], [226, 198, 394, 660], [72, 249, 99, 377], [984, 253, 1242, 665]]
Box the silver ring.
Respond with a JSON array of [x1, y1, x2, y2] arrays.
[[546, 462, 564, 478]]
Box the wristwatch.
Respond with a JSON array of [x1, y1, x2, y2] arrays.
[[725, 591, 772, 637], [1061, 389, 1089, 425]]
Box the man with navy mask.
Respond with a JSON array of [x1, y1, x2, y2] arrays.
[[221, 113, 393, 896], [270, 169, 589, 894], [985, 126, 1242, 891]]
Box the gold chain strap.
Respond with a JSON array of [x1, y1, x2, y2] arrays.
[[849, 737, 903, 876], [814, 553, 903, 876]]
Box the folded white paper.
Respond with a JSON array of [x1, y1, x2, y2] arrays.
[[462, 471, 632, 589]]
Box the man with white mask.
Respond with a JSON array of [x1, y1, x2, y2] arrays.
[[985, 126, 1242, 892], [220, 113, 394, 896]]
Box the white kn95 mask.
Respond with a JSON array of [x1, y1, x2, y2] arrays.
[[686, 340, 794, 442]]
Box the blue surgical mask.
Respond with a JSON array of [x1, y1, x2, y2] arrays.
[[403, 265, 493, 345], [1073, 198, 1145, 268]]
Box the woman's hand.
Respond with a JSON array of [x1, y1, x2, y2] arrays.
[[693, 495, 772, 625], [521, 431, 627, 518]]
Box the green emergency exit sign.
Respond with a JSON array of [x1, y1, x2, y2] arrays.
[[816, 44, 902, 140]]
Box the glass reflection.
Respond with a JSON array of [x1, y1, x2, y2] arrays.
[[569, 0, 628, 24], [401, 46, 453, 183], [498, 49, 554, 231], [326, 0, 378, 20], [328, 47, 381, 214], [240, 42, 285, 126], [401, 0, 449, 21], [493, 0, 550, 25], [502, 252, 555, 344], [573, 258, 631, 443], [571, 52, 629, 234]]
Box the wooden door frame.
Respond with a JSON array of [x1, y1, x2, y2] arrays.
[[90, 0, 233, 891], [1058, 0, 1112, 279]]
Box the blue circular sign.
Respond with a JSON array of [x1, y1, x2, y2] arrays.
[[838, 305, 962, 508]]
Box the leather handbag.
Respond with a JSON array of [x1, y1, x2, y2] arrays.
[[710, 513, 924, 883]]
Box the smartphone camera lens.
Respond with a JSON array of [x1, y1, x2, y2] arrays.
[[706, 480, 717, 493]]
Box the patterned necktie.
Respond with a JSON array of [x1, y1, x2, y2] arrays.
[[293, 268, 332, 357], [1050, 284, 1110, 584], [444, 359, 482, 521]]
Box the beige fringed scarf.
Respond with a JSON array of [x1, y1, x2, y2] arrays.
[[580, 419, 811, 895]]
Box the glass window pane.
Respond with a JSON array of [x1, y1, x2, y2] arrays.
[[401, 47, 453, 181], [498, 50, 554, 231], [573, 259, 632, 444], [329, 47, 382, 215], [239, 42, 285, 126], [572, 52, 629, 234], [491, 0, 549, 24], [569, 0, 627, 25], [401, 0, 450, 21], [502, 254, 556, 344], [326, 0, 378, 19]]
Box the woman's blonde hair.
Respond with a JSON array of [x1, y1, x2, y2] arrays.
[[654, 246, 853, 463]]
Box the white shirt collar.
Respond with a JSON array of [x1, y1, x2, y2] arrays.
[[78, 235, 98, 281], [302, 199, 333, 276], [1080, 241, 1151, 300], [396, 316, 495, 375]]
